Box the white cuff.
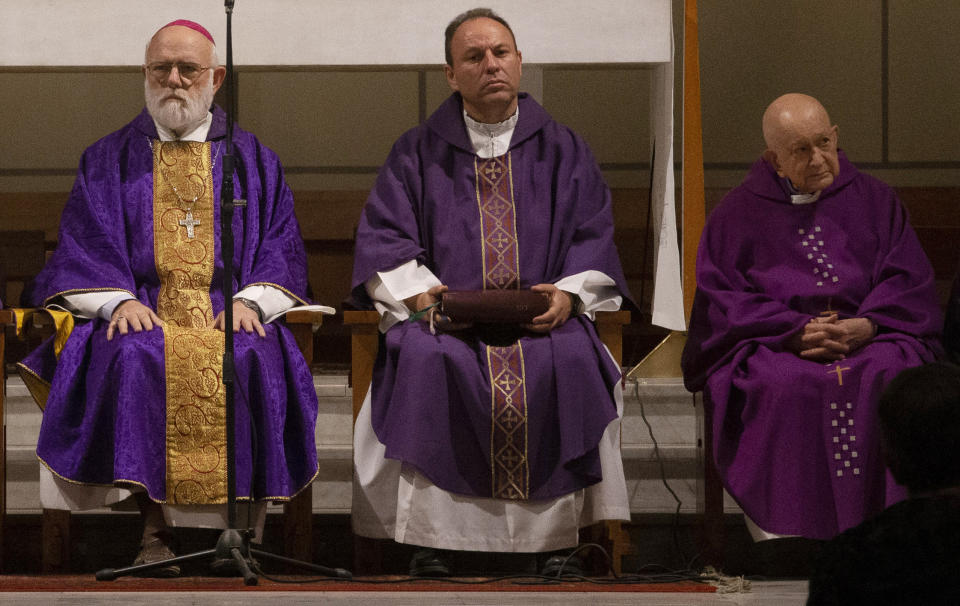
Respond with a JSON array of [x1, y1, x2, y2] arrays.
[[365, 260, 442, 332], [235, 284, 296, 322], [61, 291, 132, 320], [554, 270, 622, 320]]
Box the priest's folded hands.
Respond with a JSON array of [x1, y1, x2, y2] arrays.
[[786, 313, 876, 362]]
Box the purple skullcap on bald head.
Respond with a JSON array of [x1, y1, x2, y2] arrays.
[[159, 19, 215, 45]]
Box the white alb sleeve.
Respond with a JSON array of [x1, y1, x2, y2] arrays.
[[234, 284, 297, 322], [364, 260, 442, 332], [554, 270, 622, 320], [61, 291, 133, 320]]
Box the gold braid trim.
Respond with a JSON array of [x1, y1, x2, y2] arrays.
[[242, 282, 310, 307]]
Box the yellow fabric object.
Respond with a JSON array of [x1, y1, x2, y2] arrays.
[[11, 307, 76, 411]]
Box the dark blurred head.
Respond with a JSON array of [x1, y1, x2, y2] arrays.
[[879, 362, 960, 494]]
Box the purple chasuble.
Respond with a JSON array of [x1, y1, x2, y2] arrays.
[[352, 93, 629, 501], [20, 106, 318, 503], [682, 152, 943, 539]]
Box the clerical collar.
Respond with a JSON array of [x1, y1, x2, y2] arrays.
[[153, 111, 214, 142], [783, 177, 821, 205], [463, 108, 519, 159]]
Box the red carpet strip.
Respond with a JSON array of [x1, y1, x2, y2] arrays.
[[0, 575, 715, 593]]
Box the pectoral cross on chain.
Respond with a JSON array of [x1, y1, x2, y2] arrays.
[[179, 211, 200, 239]]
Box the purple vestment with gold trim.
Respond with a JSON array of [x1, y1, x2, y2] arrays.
[[20, 106, 318, 504], [682, 153, 943, 539], [352, 93, 629, 501]]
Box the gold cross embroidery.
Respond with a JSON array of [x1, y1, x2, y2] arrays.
[[496, 373, 519, 394], [484, 162, 504, 179], [500, 449, 522, 468], [828, 365, 851, 386], [499, 409, 521, 430]]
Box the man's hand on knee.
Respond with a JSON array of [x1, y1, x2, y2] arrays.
[[211, 300, 266, 337], [107, 300, 163, 341]]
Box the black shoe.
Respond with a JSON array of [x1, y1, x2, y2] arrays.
[[132, 533, 181, 578], [540, 550, 584, 577], [409, 548, 451, 577]]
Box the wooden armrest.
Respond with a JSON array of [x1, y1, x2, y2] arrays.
[[595, 310, 630, 327], [343, 310, 380, 326], [595, 310, 630, 366], [281, 310, 326, 364], [283, 309, 326, 328], [343, 310, 380, 421]]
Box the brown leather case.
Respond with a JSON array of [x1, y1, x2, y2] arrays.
[[440, 290, 550, 324]]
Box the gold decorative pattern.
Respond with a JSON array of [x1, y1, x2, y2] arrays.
[[152, 141, 227, 504], [475, 154, 520, 291], [487, 343, 529, 499], [163, 326, 227, 503], [475, 153, 529, 499], [153, 141, 215, 329]]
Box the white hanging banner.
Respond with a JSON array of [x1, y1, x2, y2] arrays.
[[649, 31, 686, 330], [0, 0, 670, 66]]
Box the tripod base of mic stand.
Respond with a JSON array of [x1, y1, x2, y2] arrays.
[[96, 527, 352, 584], [209, 529, 258, 584]]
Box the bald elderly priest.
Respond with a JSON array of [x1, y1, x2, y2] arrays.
[[682, 93, 942, 542], [18, 20, 318, 575]]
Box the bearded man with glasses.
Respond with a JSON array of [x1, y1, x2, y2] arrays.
[[18, 20, 319, 576]]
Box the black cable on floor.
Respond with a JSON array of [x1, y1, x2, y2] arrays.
[[633, 380, 689, 569]]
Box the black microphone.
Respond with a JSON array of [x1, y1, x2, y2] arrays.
[[225, 0, 235, 10]]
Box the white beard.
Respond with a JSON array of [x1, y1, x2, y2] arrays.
[[145, 78, 215, 135]]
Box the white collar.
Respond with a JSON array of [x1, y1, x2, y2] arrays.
[[790, 191, 821, 205], [463, 108, 519, 159], [463, 108, 519, 138], [154, 111, 213, 142], [785, 178, 822, 205]]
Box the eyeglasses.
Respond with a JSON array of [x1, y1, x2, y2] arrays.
[[146, 62, 211, 84]]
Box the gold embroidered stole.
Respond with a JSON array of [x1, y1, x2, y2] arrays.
[[475, 154, 529, 500], [153, 141, 227, 504]]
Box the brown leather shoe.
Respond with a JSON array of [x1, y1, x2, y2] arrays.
[[132, 534, 181, 578]]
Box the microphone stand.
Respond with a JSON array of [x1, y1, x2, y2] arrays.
[[96, 1, 350, 584]]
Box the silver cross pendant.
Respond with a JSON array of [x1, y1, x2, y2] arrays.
[[179, 211, 200, 239]]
